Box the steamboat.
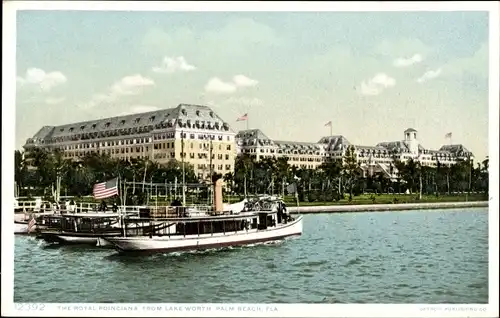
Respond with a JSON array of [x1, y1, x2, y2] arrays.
[[102, 179, 303, 254]]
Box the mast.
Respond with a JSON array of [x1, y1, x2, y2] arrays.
[[295, 183, 300, 215], [419, 161, 423, 200], [142, 141, 148, 192], [181, 130, 186, 206], [209, 138, 213, 205], [244, 174, 247, 198]]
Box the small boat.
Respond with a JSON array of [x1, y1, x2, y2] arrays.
[[102, 189, 303, 255], [35, 212, 162, 246], [14, 211, 55, 235]]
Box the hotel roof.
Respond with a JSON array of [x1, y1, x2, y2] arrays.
[[27, 104, 234, 145]]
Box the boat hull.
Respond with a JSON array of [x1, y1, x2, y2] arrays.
[[36, 222, 169, 246], [104, 216, 303, 255], [14, 222, 29, 234], [14, 222, 46, 235], [37, 232, 120, 246]]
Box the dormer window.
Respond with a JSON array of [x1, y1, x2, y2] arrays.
[[92, 124, 97, 129], [121, 120, 126, 125], [181, 109, 187, 116], [196, 110, 200, 116], [135, 118, 140, 124], [80, 125, 85, 131], [105, 122, 111, 128], [69, 127, 74, 132], [209, 111, 214, 118], [150, 116, 155, 122], [59, 128, 64, 132]]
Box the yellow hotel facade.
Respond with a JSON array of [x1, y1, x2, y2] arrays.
[[23, 104, 237, 180], [24, 103, 474, 182]]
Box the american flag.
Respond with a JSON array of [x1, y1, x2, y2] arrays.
[[93, 178, 119, 200], [236, 113, 248, 121], [324, 121, 332, 127], [445, 132, 452, 138], [27, 215, 36, 233]]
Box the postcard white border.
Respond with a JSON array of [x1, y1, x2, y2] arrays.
[[2, 1, 499, 318]]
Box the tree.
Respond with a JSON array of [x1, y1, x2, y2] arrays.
[[342, 146, 361, 201], [319, 158, 342, 194], [234, 154, 256, 196], [14, 150, 28, 196]]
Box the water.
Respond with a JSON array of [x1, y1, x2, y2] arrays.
[[14, 208, 488, 303]]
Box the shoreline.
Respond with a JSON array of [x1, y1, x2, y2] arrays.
[[287, 201, 488, 214]]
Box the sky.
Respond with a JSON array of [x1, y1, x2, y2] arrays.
[[14, 7, 491, 161]]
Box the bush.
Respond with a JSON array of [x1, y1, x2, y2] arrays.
[[307, 192, 318, 202]]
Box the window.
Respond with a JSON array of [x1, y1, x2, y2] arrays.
[[59, 128, 64, 132], [150, 116, 155, 122], [92, 124, 97, 129], [121, 120, 126, 125], [135, 118, 140, 124], [196, 110, 200, 116], [80, 125, 85, 130], [69, 127, 74, 132]]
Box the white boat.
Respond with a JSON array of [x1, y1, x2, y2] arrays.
[[102, 195, 303, 254], [34, 212, 161, 246], [103, 214, 302, 254], [14, 211, 56, 234]]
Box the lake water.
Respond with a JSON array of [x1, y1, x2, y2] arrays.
[[14, 208, 488, 303]]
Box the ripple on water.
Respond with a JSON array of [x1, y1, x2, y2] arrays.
[[14, 209, 489, 303]]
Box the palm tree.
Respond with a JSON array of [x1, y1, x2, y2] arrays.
[[234, 154, 256, 196], [319, 158, 342, 194], [342, 145, 361, 201], [14, 150, 28, 197], [223, 172, 234, 194]]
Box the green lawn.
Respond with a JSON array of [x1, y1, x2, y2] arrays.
[[18, 192, 488, 207], [280, 193, 488, 207]]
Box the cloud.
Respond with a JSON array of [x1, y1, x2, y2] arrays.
[[110, 74, 155, 96], [417, 68, 442, 83], [152, 56, 196, 74], [359, 73, 396, 96], [17, 68, 67, 92], [81, 74, 155, 109], [393, 54, 423, 67], [44, 97, 66, 105], [119, 105, 160, 116], [204, 78, 237, 94], [233, 75, 259, 87], [204, 75, 259, 94]]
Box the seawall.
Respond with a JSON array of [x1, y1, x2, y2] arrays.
[[287, 201, 489, 214]]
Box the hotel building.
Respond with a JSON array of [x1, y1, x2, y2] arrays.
[[24, 102, 474, 181], [236, 128, 474, 180], [23, 104, 237, 180]]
